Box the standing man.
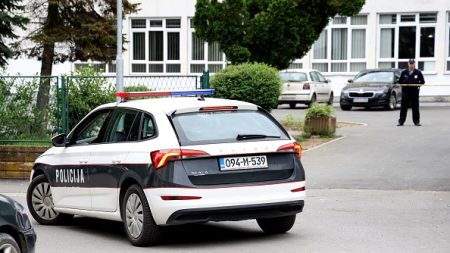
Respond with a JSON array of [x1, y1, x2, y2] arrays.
[[397, 59, 425, 126]]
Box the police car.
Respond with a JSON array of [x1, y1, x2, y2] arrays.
[[26, 90, 306, 246]]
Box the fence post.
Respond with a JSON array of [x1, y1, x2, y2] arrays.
[[61, 77, 69, 134]]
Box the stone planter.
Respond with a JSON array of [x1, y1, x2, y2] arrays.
[[0, 146, 48, 179], [304, 116, 336, 135]]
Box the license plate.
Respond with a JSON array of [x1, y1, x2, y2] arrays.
[[281, 95, 295, 100], [353, 97, 368, 103], [219, 155, 268, 171]]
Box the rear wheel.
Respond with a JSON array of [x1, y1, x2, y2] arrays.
[[289, 103, 296, 109], [307, 94, 317, 108], [0, 233, 21, 253], [340, 104, 352, 111], [27, 175, 72, 225], [327, 92, 334, 105], [122, 184, 162, 246], [385, 93, 397, 110], [257, 215, 296, 234]]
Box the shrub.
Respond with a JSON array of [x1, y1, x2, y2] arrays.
[[304, 103, 336, 135], [211, 63, 282, 111], [305, 103, 334, 120], [0, 75, 53, 139], [66, 67, 115, 129]]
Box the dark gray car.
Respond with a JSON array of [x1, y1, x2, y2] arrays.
[[340, 69, 402, 111], [0, 194, 36, 253]]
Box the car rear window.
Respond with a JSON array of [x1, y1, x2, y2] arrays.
[[171, 110, 289, 145], [279, 72, 307, 82]]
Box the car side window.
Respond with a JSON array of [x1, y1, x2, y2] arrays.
[[310, 72, 319, 82], [72, 110, 111, 145], [141, 114, 156, 140], [106, 110, 141, 143], [316, 72, 327, 83]]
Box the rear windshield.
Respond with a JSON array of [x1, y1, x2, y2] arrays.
[[172, 110, 289, 145], [279, 72, 307, 82]]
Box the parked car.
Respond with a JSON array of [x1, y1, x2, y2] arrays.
[[278, 69, 333, 109], [0, 194, 36, 253], [340, 69, 402, 111], [26, 89, 306, 246]]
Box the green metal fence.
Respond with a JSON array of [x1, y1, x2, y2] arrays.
[[0, 74, 205, 144]]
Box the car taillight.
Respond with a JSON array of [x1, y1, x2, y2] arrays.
[[303, 83, 310, 90], [150, 149, 209, 170], [277, 142, 302, 159]]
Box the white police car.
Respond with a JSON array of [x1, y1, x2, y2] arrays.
[[26, 90, 305, 246]]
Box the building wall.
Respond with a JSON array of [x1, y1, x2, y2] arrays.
[[4, 0, 450, 95]]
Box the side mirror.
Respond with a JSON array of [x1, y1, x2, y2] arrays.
[[326, 79, 331, 83], [347, 79, 353, 83], [52, 134, 67, 147]]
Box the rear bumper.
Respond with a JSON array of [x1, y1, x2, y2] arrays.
[[167, 200, 304, 225], [144, 180, 305, 225], [278, 93, 311, 104]]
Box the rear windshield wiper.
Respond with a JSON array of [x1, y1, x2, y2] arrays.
[[236, 134, 281, 140]]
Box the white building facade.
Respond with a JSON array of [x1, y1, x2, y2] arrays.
[[5, 0, 450, 95]]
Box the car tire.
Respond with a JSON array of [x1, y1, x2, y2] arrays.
[[340, 104, 352, 111], [0, 233, 21, 253], [327, 92, 334, 105], [27, 174, 73, 225], [122, 184, 162, 246], [307, 94, 317, 108], [385, 93, 397, 110], [289, 103, 296, 109], [257, 215, 296, 234]]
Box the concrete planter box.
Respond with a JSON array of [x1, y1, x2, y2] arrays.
[[0, 146, 48, 179], [304, 116, 336, 135]]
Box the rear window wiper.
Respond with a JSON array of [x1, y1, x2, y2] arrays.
[[236, 134, 281, 140]]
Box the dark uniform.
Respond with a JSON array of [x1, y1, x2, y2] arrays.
[[398, 63, 425, 126]]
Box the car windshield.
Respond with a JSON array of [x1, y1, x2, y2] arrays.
[[172, 110, 289, 145], [279, 72, 308, 82], [353, 71, 394, 83]]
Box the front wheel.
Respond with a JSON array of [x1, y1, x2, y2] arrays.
[[0, 233, 21, 253], [340, 104, 352, 111], [385, 93, 397, 110], [257, 215, 296, 234], [307, 94, 317, 108], [122, 185, 162, 246], [327, 92, 334, 105], [27, 175, 72, 225]]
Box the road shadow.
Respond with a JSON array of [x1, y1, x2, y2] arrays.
[[46, 217, 284, 247]]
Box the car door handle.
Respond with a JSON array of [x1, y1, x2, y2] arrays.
[[112, 160, 121, 164], [79, 160, 88, 164]]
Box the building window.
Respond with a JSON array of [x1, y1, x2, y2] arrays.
[[312, 15, 367, 73], [288, 59, 303, 69], [447, 12, 450, 71], [188, 19, 226, 74], [130, 18, 181, 74], [74, 62, 116, 74], [378, 13, 437, 71]]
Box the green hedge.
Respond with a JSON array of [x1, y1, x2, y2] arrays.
[[211, 63, 282, 111]]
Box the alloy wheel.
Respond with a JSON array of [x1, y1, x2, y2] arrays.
[[31, 182, 58, 220], [125, 193, 144, 239]]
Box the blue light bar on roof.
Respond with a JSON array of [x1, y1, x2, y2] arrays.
[[116, 89, 215, 99]]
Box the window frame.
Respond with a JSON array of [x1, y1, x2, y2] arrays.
[[446, 12, 450, 74], [188, 18, 227, 74], [377, 12, 437, 73], [311, 15, 368, 74], [129, 18, 182, 74]]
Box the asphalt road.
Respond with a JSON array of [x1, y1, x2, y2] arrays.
[[1, 103, 450, 252]]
